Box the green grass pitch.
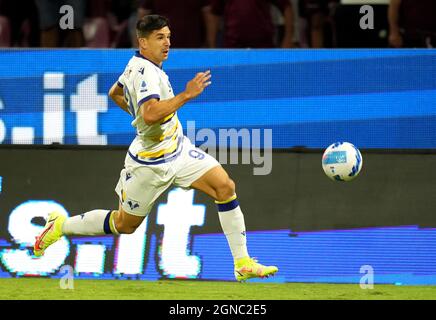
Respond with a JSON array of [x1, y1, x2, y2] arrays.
[[0, 278, 435, 300]]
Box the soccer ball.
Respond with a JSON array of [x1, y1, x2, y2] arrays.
[[322, 142, 363, 182]]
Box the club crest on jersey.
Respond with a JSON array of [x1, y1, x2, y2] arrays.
[[138, 67, 144, 75]]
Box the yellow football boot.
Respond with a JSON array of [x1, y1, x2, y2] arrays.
[[234, 257, 278, 282], [34, 212, 66, 257]]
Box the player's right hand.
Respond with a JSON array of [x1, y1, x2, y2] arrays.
[[185, 70, 212, 99]]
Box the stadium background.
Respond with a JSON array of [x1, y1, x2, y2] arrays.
[[0, 49, 435, 285]]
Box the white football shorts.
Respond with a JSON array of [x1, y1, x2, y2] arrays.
[[115, 136, 220, 216]]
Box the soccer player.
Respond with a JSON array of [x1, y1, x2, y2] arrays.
[[34, 15, 278, 282]]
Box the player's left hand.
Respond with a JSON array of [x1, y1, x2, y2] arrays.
[[185, 70, 212, 99]]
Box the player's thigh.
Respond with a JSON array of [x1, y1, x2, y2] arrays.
[[190, 165, 235, 201], [172, 143, 225, 196], [173, 138, 235, 200], [115, 204, 146, 233], [115, 159, 173, 219]]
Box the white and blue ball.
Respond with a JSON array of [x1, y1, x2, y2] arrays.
[[322, 142, 363, 182]]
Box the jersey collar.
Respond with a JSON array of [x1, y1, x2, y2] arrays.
[[135, 51, 163, 69]]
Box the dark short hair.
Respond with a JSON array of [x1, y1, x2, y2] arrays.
[[136, 15, 169, 38]]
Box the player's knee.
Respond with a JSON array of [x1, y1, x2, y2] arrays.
[[116, 222, 137, 234], [215, 178, 236, 202], [113, 212, 138, 234]]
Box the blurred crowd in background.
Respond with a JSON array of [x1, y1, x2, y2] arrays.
[[0, 0, 434, 49]]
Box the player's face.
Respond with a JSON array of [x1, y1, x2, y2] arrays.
[[139, 27, 171, 64]]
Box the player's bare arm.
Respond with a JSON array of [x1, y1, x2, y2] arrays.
[[140, 70, 212, 125], [108, 82, 131, 114]]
